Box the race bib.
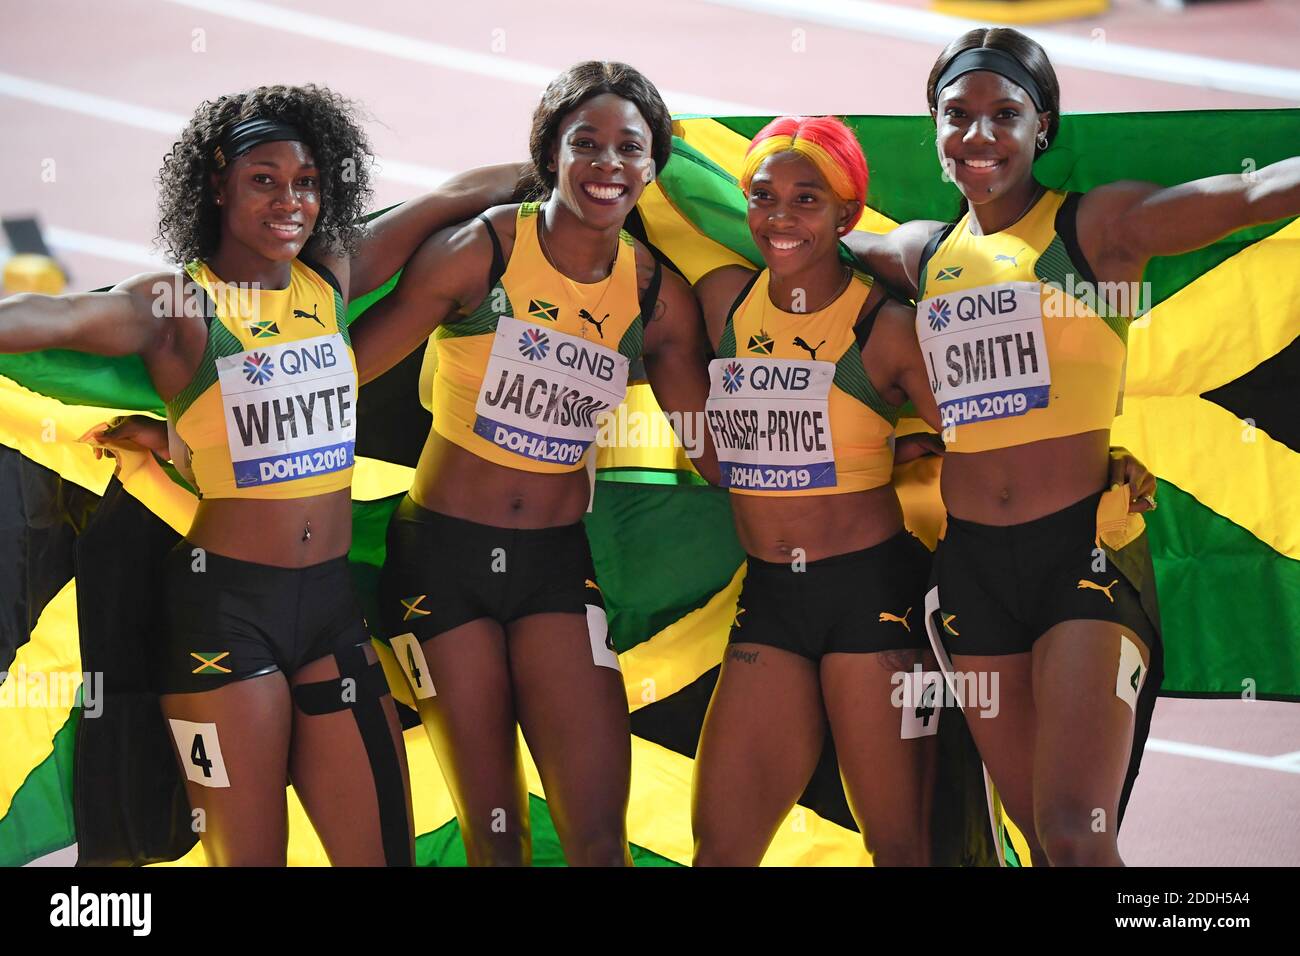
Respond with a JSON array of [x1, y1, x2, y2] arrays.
[[916, 281, 1050, 428], [705, 357, 836, 491], [474, 314, 629, 466], [216, 333, 356, 488]]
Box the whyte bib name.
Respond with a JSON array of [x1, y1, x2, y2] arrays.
[[216, 333, 356, 487]]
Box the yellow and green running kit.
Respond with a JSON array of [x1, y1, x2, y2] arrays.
[[706, 269, 900, 496], [914, 190, 1129, 452], [166, 258, 356, 499], [380, 204, 661, 650], [917, 192, 1158, 659], [430, 202, 656, 472]]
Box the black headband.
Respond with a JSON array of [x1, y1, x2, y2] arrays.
[[213, 117, 307, 170], [934, 48, 1046, 112]]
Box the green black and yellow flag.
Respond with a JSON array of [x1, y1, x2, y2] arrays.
[[1, 109, 1296, 868]]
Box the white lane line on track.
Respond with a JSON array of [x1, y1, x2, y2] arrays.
[[44, 227, 172, 271], [701, 0, 1300, 102], [1146, 738, 1300, 775], [0, 72, 452, 190], [371, 158, 449, 189], [160, 0, 770, 116], [0, 72, 182, 134]]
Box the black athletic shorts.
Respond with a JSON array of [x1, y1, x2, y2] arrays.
[[160, 542, 369, 694], [728, 529, 932, 660], [377, 496, 603, 642], [932, 490, 1157, 657]]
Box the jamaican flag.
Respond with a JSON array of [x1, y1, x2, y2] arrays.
[[2, 109, 1296, 868], [644, 109, 1300, 702]]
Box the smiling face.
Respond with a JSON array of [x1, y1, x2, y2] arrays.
[[549, 92, 656, 230], [212, 139, 320, 262], [746, 151, 859, 275], [933, 71, 1049, 205]]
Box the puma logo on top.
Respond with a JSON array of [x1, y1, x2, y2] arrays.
[[293, 304, 324, 328], [792, 336, 825, 360], [578, 309, 609, 338]]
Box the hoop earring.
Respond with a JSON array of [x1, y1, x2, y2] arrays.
[[1036, 130, 1049, 151]]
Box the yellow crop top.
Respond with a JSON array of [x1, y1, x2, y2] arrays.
[[167, 258, 356, 499], [914, 189, 1129, 454], [429, 202, 654, 473], [706, 268, 900, 497]]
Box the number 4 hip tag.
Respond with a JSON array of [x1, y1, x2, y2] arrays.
[[168, 719, 231, 788], [900, 669, 942, 739], [391, 633, 437, 699]]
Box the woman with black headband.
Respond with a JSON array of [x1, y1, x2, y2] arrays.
[[0, 84, 525, 865], [348, 61, 717, 866], [844, 27, 1300, 866]]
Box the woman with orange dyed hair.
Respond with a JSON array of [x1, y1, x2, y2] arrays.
[[690, 116, 943, 865]]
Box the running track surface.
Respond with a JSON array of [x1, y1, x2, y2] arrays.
[[1, 0, 1297, 866]]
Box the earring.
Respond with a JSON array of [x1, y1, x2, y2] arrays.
[[1036, 130, 1049, 150], [215, 197, 223, 205]]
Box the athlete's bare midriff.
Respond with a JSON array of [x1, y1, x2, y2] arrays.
[[940, 428, 1111, 526], [729, 482, 905, 564], [409, 428, 591, 528], [184, 489, 354, 567]]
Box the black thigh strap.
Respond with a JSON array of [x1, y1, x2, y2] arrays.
[[294, 644, 412, 866], [292, 655, 390, 715]]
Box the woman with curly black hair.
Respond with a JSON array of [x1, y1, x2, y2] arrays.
[[349, 61, 717, 866], [0, 83, 524, 866]]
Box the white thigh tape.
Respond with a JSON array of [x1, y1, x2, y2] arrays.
[[587, 604, 621, 672], [1116, 634, 1146, 712]]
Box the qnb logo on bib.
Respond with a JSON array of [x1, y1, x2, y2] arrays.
[[518, 327, 550, 361], [721, 361, 746, 394], [474, 314, 630, 466], [216, 333, 357, 487], [242, 351, 275, 385], [916, 280, 1051, 427], [705, 357, 836, 492], [927, 299, 952, 332]]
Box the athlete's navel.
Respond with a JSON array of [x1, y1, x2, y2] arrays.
[[508, 495, 526, 512]]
